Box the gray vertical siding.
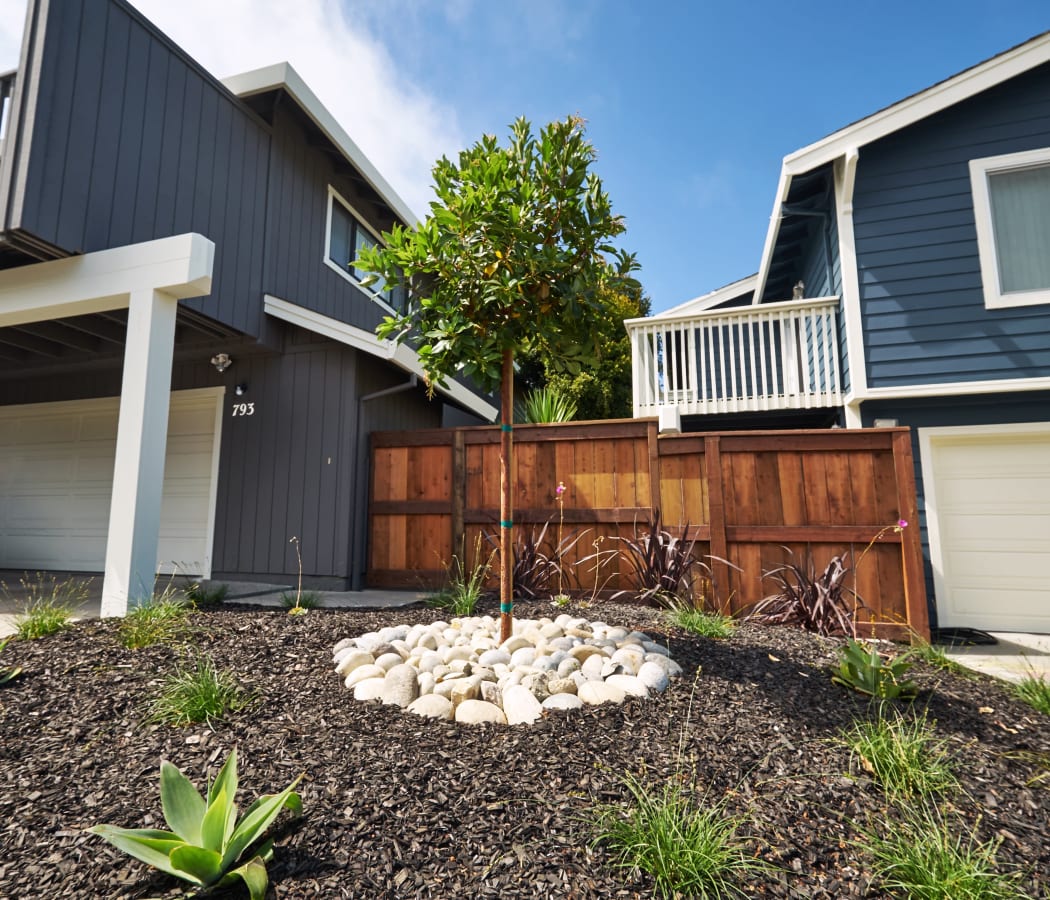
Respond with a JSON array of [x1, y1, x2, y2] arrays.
[[853, 63, 1050, 388]]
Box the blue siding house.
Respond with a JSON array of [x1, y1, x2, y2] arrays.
[[629, 33, 1050, 634], [0, 0, 495, 614]]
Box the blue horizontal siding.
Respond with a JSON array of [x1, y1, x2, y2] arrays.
[[854, 61, 1050, 387]]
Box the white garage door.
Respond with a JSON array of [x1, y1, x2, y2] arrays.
[[0, 388, 222, 577], [921, 424, 1050, 632]]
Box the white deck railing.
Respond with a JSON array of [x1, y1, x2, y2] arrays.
[[628, 296, 843, 417]]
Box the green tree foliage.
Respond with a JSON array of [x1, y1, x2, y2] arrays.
[[355, 115, 637, 638], [354, 115, 638, 395], [519, 283, 649, 420]]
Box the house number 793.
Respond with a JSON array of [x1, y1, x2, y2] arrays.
[[232, 402, 255, 417]]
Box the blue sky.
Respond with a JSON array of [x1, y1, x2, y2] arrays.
[[1, 0, 1048, 311]]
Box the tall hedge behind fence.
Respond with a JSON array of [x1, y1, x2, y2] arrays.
[[369, 419, 928, 640]]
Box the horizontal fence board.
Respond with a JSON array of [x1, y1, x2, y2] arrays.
[[368, 423, 928, 640]]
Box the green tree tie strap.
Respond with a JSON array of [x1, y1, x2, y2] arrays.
[[501, 424, 513, 431], [500, 520, 513, 528], [500, 602, 513, 613]]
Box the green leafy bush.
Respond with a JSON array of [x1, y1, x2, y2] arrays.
[[832, 639, 918, 700], [88, 748, 302, 900]]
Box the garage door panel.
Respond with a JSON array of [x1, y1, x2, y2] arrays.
[[926, 426, 1050, 632], [0, 392, 219, 576]]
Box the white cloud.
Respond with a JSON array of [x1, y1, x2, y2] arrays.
[[0, 0, 463, 220]]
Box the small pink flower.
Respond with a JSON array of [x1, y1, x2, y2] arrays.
[[897, 519, 908, 529], [555, 482, 566, 496]]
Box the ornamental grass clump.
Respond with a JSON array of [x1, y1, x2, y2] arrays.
[[88, 748, 302, 900], [664, 605, 735, 640], [8, 572, 90, 639], [119, 591, 192, 650], [1011, 670, 1050, 717], [837, 708, 956, 798], [857, 804, 1028, 900], [149, 653, 249, 727], [590, 772, 766, 899]]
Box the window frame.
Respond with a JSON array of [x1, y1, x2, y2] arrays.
[[969, 146, 1050, 309], [323, 185, 406, 314]]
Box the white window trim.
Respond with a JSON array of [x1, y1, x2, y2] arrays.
[[323, 185, 402, 315], [969, 146, 1050, 309]]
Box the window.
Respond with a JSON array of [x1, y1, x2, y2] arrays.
[[325, 187, 408, 313], [969, 147, 1050, 309]]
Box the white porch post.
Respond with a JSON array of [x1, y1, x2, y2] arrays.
[[99, 288, 179, 616]]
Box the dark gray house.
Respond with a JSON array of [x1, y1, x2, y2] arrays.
[[628, 33, 1050, 634], [0, 0, 495, 614]]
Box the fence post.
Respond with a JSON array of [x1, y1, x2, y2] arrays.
[[704, 435, 732, 613], [451, 429, 465, 562], [647, 420, 661, 514], [892, 429, 930, 641]]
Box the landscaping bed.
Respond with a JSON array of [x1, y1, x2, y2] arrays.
[[1, 600, 1047, 898]]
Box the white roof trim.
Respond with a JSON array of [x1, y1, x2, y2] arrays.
[[753, 32, 1050, 305], [223, 63, 419, 228], [263, 294, 498, 421], [785, 31, 1050, 175], [651, 274, 758, 319]]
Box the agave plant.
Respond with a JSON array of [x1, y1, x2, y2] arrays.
[[832, 638, 918, 700], [88, 748, 302, 899], [516, 386, 578, 424], [748, 547, 865, 638]]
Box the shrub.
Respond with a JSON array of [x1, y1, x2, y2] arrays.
[[748, 548, 864, 638], [614, 511, 722, 608], [837, 709, 956, 798], [832, 638, 918, 700], [484, 520, 581, 601], [590, 772, 767, 899], [516, 386, 577, 423], [88, 748, 302, 900], [149, 653, 249, 727]]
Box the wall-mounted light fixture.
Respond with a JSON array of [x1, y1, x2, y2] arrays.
[[234, 383, 248, 396], [210, 353, 232, 373]]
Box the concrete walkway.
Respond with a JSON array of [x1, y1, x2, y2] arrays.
[[0, 574, 428, 639], [942, 631, 1050, 684]]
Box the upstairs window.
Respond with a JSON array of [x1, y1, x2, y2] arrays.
[[969, 148, 1050, 309], [325, 187, 408, 313]]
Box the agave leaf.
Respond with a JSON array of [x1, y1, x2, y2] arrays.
[[208, 745, 238, 808], [221, 779, 302, 870], [86, 825, 197, 884], [160, 760, 207, 845], [223, 853, 270, 900], [200, 786, 231, 854], [169, 844, 224, 885]]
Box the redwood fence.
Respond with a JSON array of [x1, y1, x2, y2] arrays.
[[369, 420, 928, 640]]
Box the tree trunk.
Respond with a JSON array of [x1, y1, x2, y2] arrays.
[[499, 348, 514, 643]]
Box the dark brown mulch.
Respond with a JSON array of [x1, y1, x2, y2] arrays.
[[0, 600, 1047, 899]]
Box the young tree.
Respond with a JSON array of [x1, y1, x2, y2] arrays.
[[355, 116, 637, 641]]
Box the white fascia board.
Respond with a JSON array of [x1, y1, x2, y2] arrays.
[[264, 295, 498, 421], [0, 233, 214, 327], [751, 169, 793, 304], [784, 32, 1050, 176], [858, 375, 1050, 403], [653, 274, 759, 319], [223, 63, 418, 228], [625, 295, 839, 328]]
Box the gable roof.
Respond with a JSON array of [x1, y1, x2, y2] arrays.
[[754, 30, 1050, 303], [222, 63, 418, 228], [646, 274, 758, 321]]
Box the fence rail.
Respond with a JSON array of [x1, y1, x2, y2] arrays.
[[369, 419, 928, 640]]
